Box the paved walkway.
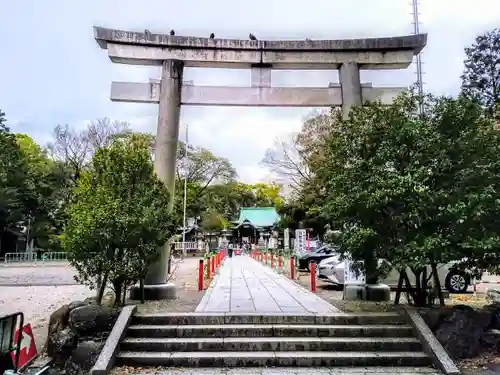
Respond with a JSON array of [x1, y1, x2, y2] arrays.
[[196, 256, 339, 314], [151, 368, 441, 375]]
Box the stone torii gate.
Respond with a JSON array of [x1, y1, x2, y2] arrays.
[[93, 26, 427, 300]]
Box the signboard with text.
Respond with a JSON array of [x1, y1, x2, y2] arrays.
[[284, 228, 290, 250], [295, 229, 306, 252]]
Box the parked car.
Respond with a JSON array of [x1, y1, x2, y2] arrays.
[[297, 245, 339, 271], [317, 256, 472, 293]]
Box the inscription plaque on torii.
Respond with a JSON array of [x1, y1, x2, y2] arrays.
[[93, 26, 427, 300]]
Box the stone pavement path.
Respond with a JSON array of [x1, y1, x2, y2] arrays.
[[195, 255, 339, 314], [147, 367, 441, 375]]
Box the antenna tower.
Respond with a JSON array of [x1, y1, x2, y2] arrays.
[[411, 0, 425, 114]]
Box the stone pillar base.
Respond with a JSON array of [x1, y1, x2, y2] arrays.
[[343, 283, 391, 301], [343, 284, 366, 300], [365, 283, 391, 301], [129, 282, 177, 301]]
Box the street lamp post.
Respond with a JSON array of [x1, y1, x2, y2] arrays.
[[182, 124, 189, 260]]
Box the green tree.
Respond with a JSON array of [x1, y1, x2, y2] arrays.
[[63, 134, 176, 305], [200, 210, 229, 247], [318, 92, 500, 305], [0, 111, 25, 250], [15, 134, 62, 249], [175, 142, 237, 219], [461, 28, 500, 117]]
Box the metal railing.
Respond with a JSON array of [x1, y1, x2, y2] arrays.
[[4, 251, 67, 266], [3, 253, 37, 265], [172, 242, 198, 251], [40, 252, 67, 262]]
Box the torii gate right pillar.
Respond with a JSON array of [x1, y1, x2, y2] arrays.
[[338, 61, 392, 302], [339, 62, 362, 119]]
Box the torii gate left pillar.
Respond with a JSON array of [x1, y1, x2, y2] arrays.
[[134, 60, 184, 300]]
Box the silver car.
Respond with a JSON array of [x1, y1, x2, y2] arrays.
[[317, 256, 472, 293]]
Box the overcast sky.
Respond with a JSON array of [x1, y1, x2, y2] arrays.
[[1, 0, 499, 183]]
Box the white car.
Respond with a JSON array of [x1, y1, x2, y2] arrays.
[[317, 256, 472, 293]]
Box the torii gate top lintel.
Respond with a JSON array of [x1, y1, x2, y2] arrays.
[[94, 26, 426, 54], [93, 26, 427, 70]]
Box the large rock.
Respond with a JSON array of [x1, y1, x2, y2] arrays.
[[487, 288, 500, 303], [65, 340, 105, 374], [69, 304, 120, 338], [481, 328, 500, 350], [47, 328, 77, 365], [481, 303, 500, 330], [419, 306, 455, 332], [68, 300, 89, 311], [435, 306, 493, 359], [45, 304, 71, 352]]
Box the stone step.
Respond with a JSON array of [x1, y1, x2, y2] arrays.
[[121, 336, 422, 352], [131, 312, 406, 326], [116, 350, 431, 367], [127, 323, 414, 338]]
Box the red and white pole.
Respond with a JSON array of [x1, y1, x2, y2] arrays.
[[198, 259, 204, 291], [310, 262, 317, 292]]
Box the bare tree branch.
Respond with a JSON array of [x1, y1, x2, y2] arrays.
[[87, 117, 131, 153]]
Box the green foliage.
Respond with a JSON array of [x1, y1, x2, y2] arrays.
[[318, 91, 500, 281], [200, 210, 229, 232], [15, 133, 65, 248], [461, 28, 500, 117], [0, 111, 25, 233], [63, 134, 176, 304]]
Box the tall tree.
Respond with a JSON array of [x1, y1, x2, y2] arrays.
[[15, 134, 70, 249], [48, 119, 131, 181], [0, 111, 25, 246], [175, 143, 237, 218], [260, 133, 310, 194], [86, 117, 131, 153], [461, 28, 500, 117], [48, 124, 90, 181], [63, 133, 176, 304], [318, 91, 500, 305], [261, 109, 338, 195]]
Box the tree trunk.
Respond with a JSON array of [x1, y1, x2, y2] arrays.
[[96, 272, 108, 305], [430, 261, 445, 306], [364, 250, 378, 284], [140, 278, 145, 304], [112, 280, 123, 307], [122, 280, 127, 305], [411, 268, 428, 307]]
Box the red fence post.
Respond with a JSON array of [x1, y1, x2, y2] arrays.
[[270, 253, 274, 268], [310, 262, 317, 292], [290, 257, 295, 279], [278, 255, 283, 269], [207, 256, 211, 279], [198, 259, 204, 291], [211, 255, 215, 273]]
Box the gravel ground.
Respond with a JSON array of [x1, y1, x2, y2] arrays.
[[129, 257, 205, 314], [0, 281, 93, 352]]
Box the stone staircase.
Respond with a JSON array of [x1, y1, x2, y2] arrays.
[[116, 312, 435, 368]]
